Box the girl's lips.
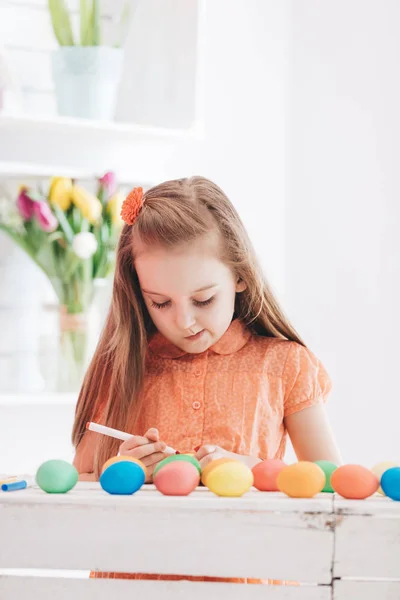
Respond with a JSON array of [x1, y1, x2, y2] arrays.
[[185, 329, 205, 341]]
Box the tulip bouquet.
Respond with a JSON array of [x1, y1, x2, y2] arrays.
[[0, 171, 123, 314], [0, 172, 124, 389]]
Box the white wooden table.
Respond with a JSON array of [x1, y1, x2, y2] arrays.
[[0, 482, 399, 599]]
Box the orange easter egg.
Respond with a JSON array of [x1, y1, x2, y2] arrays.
[[331, 465, 379, 499], [102, 455, 147, 479], [252, 459, 287, 491], [154, 461, 200, 496], [277, 462, 325, 498], [201, 457, 237, 486]]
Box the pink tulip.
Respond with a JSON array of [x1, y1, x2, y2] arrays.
[[33, 201, 58, 232], [17, 188, 35, 220], [99, 171, 117, 196]]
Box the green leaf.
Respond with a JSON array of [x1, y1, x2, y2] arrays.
[[63, 252, 81, 280], [48, 0, 75, 46], [114, 1, 132, 48], [80, 0, 93, 45], [91, 0, 101, 46], [52, 205, 75, 245], [71, 205, 83, 234]]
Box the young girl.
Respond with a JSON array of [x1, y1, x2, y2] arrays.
[[72, 176, 341, 583]]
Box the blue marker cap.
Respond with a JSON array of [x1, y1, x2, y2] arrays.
[[1, 480, 27, 492]]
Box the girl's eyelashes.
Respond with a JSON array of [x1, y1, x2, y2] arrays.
[[193, 296, 215, 307], [150, 296, 215, 310], [151, 300, 170, 310]]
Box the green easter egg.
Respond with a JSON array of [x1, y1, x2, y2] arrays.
[[315, 460, 338, 493], [36, 459, 78, 494], [154, 454, 201, 477]]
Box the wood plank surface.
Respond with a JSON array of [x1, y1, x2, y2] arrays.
[[334, 496, 400, 580], [0, 486, 334, 583], [334, 579, 400, 600], [0, 576, 331, 600]]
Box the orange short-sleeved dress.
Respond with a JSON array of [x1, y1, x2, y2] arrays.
[[75, 319, 331, 584]]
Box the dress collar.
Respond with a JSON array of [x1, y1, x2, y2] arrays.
[[148, 319, 252, 359]]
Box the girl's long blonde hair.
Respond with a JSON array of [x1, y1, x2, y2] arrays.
[[72, 176, 304, 476]]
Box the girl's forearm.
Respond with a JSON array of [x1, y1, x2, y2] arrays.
[[78, 472, 97, 482]]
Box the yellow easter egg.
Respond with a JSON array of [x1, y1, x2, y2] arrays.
[[371, 461, 399, 495], [206, 461, 254, 497], [277, 462, 325, 498], [102, 455, 147, 479], [201, 457, 237, 486]]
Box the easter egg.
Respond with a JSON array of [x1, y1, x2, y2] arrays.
[[381, 467, 400, 501], [277, 462, 325, 498], [102, 455, 147, 479], [206, 461, 253, 497], [154, 461, 200, 496], [153, 454, 201, 477], [201, 457, 237, 486], [371, 461, 398, 495], [315, 460, 338, 493], [331, 465, 379, 499], [36, 460, 78, 494], [100, 461, 145, 495], [252, 459, 287, 492]]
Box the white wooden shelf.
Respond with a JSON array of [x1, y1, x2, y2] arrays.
[[0, 393, 77, 406], [0, 160, 152, 186], [0, 113, 202, 185], [0, 113, 200, 143], [0, 161, 99, 181]]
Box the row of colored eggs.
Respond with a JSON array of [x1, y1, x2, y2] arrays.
[[99, 455, 400, 500], [32, 457, 400, 501]]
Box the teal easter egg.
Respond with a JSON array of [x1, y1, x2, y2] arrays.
[[381, 467, 400, 501], [100, 461, 145, 495], [36, 459, 78, 494], [315, 460, 338, 493]]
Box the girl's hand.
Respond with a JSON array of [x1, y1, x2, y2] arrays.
[[118, 428, 173, 482], [195, 445, 262, 471]]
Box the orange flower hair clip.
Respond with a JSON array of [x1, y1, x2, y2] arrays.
[[120, 187, 144, 225]]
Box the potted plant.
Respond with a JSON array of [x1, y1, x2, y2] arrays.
[[48, 0, 132, 120]]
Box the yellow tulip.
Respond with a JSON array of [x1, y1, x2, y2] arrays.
[[49, 177, 73, 211], [107, 192, 124, 227], [71, 185, 102, 224]]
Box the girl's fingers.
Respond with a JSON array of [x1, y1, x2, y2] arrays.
[[140, 452, 167, 468], [198, 448, 225, 470], [195, 444, 217, 460], [119, 435, 151, 453], [144, 428, 159, 442], [119, 430, 159, 453], [130, 441, 166, 460]]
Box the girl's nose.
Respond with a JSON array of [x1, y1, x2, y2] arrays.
[[175, 306, 196, 331]]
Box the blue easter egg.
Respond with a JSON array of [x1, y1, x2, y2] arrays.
[[100, 461, 145, 495], [381, 467, 400, 501]]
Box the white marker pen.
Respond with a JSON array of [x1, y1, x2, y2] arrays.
[[86, 422, 176, 454]]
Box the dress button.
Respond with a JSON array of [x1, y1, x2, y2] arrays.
[[192, 401, 201, 410]]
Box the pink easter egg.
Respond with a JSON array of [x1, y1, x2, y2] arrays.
[[154, 461, 200, 496]]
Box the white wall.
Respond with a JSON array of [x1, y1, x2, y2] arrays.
[[192, 0, 289, 299], [288, 0, 400, 465]]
